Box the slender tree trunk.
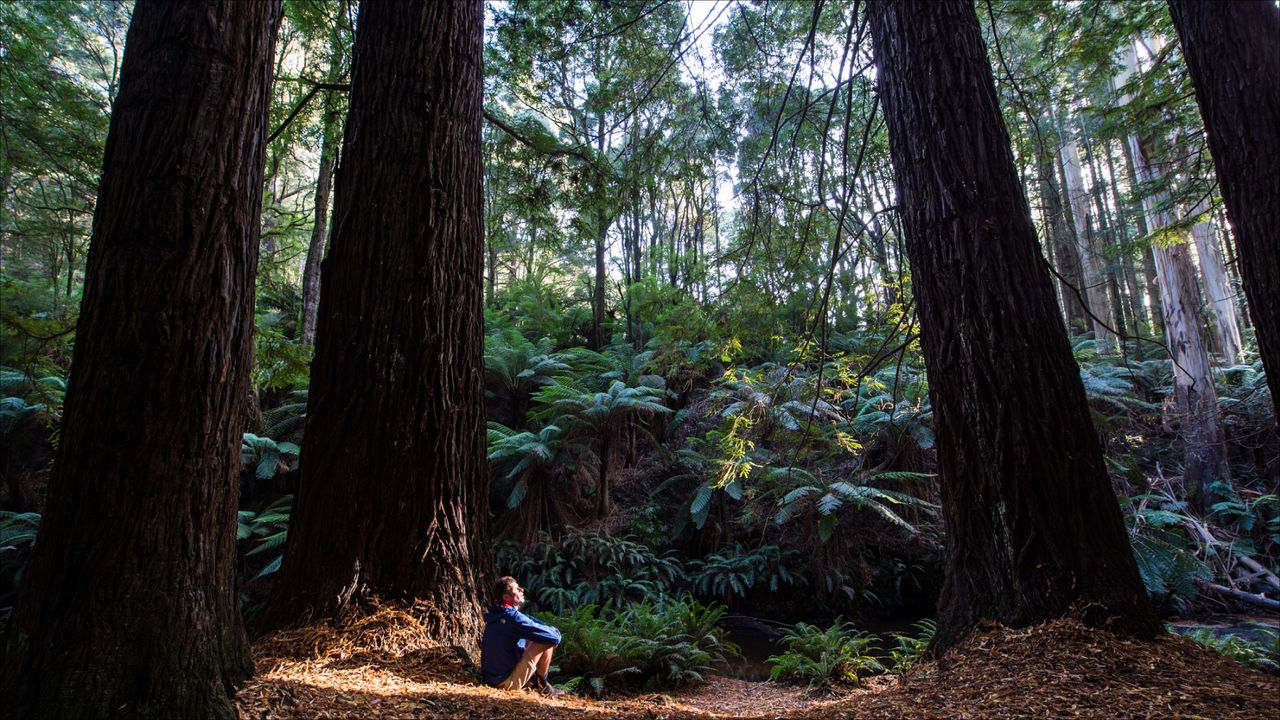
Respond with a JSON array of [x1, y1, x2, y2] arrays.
[[1102, 137, 1151, 334], [300, 98, 337, 345], [1038, 152, 1087, 333], [593, 205, 609, 349], [1058, 124, 1116, 347], [1189, 203, 1243, 364], [0, 2, 280, 717], [591, 108, 610, 350], [867, 0, 1157, 657], [596, 431, 612, 521], [1122, 40, 1229, 508], [1082, 132, 1132, 336], [265, 0, 488, 645], [1168, 0, 1280, 420], [1117, 129, 1166, 338], [487, 239, 497, 307]]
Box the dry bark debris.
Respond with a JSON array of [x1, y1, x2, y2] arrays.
[[236, 607, 1278, 720]]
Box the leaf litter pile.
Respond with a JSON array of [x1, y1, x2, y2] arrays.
[[236, 606, 1277, 719]]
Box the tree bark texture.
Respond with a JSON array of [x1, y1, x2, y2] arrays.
[[0, 1, 280, 717], [265, 0, 489, 646], [1168, 0, 1280, 421], [867, 0, 1158, 656]]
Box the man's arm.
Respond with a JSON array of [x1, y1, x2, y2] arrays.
[[511, 611, 562, 645]]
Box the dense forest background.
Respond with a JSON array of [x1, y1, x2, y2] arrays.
[[0, 0, 1277, 716]]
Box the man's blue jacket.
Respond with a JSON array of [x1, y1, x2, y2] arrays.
[[480, 604, 563, 686]]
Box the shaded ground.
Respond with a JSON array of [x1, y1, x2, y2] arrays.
[[235, 607, 1277, 719]]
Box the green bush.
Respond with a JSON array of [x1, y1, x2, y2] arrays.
[[767, 619, 884, 689], [496, 531, 686, 613], [0, 510, 40, 613], [888, 618, 935, 675], [1120, 495, 1212, 611], [688, 544, 806, 603], [544, 597, 738, 697], [237, 494, 292, 580], [1180, 626, 1280, 673]]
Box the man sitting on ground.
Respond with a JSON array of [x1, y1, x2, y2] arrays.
[[481, 576, 566, 695]]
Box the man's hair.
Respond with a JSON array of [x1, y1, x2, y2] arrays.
[[493, 576, 518, 603]]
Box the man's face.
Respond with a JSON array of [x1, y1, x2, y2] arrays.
[[506, 582, 525, 607]]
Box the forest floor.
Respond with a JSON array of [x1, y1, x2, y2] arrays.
[[235, 607, 1278, 720]]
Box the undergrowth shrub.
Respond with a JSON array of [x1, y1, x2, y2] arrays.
[[0, 510, 40, 612], [1179, 626, 1280, 674], [544, 597, 739, 697], [495, 532, 686, 613], [767, 619, 884, 689], [1120, 494, 1212, 611], [888, 618, 936, 675]]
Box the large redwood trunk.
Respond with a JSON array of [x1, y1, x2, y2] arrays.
[[264, 0, 488, 646], [866, 0, 1157, 656], [0, 1, 281, 717], [1167, 0, 1280, 421]]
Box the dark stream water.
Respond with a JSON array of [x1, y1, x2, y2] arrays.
[[1166, 614, 1279, 644]]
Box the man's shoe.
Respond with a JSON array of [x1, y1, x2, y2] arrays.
[[531, 675, 566, 696], [539, 683, 567, 697]]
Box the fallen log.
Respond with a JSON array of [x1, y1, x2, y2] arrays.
[[1236, 555, 1280, 591], [1196, 578, 1280, 612]]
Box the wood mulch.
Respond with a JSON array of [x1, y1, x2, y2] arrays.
[[235, 608, 1278, 720]]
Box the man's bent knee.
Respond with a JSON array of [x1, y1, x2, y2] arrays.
[[523, 640, 556, 657], [497, 641, 558, 690]]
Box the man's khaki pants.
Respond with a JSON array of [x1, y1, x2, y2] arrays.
[[497, 648, 539, 690]]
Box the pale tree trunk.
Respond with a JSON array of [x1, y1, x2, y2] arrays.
[[1189, 201, 1243, 364], [1057, 119, 1116, 348], [1122, 39, 1228, 509], [591, 111, 609, 350]]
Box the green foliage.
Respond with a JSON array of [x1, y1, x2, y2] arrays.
[[262, 389, 308, 443], [536, 378, 671, 429], [688, 544, 806, 602], [241, 433, 300, 482], [888, 619, 936, 675], [767, 619, 884, 689], [1179, 627, 1280, 674], [0, 510, 41, 612], [768, 466, 936, 542], [484, 330, 571, 426], [1208, 482, 1280, 559], [237, 494, 292, 581], [1120, 495, 1212, 610], [545, 597, 738, 697], [496, 532, 686, 614], [0, 367, 66, 413]]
